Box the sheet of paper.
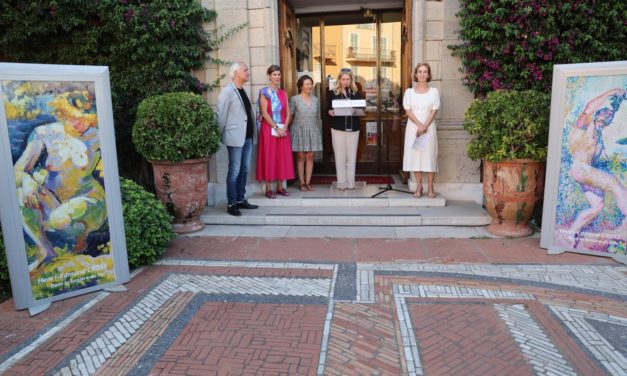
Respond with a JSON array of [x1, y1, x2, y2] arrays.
[[366, 122, 378, 146], [332, 99, 366, 108], [271, 123, 285, 137], [413, 133, 430, 150], [333, 107, 354, 116]]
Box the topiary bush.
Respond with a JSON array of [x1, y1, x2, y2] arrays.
[[132, 92, 221, 162], [450, 1, 626, 96], [120, 178, 174, 269], [464, 90, 551, 162]]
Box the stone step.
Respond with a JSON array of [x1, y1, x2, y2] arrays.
[[201, 200, 491, 227], [247, 184, 446, 207]]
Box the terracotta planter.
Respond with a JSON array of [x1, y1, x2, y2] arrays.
[[150, 158, 208, 234], [483, 159, 545, 237]]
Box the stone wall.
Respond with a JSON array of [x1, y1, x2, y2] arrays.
[[413, 0, 479, 184], [200, 0, 280, 185]]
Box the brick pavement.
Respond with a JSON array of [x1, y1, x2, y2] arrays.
[[0, 237, 624, 375], [150, 302, 325, 375], [410, 303, 533, 376]]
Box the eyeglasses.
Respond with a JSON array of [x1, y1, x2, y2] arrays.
[[340, 68, 352, 73]]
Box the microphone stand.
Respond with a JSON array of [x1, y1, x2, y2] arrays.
[[370, 100, 412, 198]]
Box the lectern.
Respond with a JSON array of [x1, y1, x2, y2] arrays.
[[332, 99, 366, 117]]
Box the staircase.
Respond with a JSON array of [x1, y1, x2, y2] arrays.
[[201, 183, 491, 227]]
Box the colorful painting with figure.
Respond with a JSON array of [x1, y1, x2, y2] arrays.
[[3, 80, 116, 300], [553, 75, 627, 256]]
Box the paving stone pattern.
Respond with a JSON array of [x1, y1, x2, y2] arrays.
[[549, 305, 627, 376], [410, 303, 534, 376], [494, 304, 577, 375], [324, 303, 401, 375], [149, 301, 325, 375], [0, 251, 625, 376]]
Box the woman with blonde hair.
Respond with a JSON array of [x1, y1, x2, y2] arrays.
[[402, 63, 440, 198], [327, 68, 363, 190]]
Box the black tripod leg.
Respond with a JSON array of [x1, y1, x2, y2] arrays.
[[369, 105, 414, 198], [371, 186, 391, 198]]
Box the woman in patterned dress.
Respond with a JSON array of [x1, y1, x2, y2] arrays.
[[288, 75, 323, 191]]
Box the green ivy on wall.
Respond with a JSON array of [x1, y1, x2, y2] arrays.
[[0, 0, 244, 180], [449, 0, 626, 96]]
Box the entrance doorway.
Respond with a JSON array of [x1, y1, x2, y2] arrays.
[[290, 10, 406, 175]]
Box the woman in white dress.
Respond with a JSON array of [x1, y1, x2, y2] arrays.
[[403, 63, 441, 198]]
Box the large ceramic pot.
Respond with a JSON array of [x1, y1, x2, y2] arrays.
[[483, 159, 545, 237], [150, 158, 208, 234]]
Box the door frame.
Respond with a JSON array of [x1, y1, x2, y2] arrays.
[[279, 3, 411, 175], [279, 0, 297, 99]]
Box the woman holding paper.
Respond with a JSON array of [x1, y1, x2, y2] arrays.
[[256, 64, 294, 198], [403, 63, 440, 198], [327, 68, 363, 190]]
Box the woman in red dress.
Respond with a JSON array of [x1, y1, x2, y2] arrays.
[[256, 65, 295, 198]]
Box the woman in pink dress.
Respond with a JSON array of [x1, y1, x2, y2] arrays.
[[256, 65, 295, 198]]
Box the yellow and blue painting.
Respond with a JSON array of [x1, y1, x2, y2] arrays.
[[553, 75, 627, 256], [3, 81, 115, 300]]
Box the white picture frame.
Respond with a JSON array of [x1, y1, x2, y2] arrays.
[[0, 63, 129, 313], [540, 61, 627, 263]]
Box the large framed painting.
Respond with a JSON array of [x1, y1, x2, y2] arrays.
[[0, 63, 129, 313], [541, 61, 627, 263]]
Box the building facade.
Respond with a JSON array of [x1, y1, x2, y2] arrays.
[[200, 0, 482, 203]]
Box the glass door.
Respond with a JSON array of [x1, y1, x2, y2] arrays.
[[377, 12, 404, 175], [295, 11, 403, 174]]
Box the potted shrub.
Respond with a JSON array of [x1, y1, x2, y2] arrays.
[[464, 90, 550, 237], [132, 92, 221, 233]]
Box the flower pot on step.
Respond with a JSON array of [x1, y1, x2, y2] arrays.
[[483, 159, 545, 237], [151, 158, 208, 234]]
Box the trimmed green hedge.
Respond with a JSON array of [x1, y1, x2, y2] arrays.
[[120, 178, 174, 269], [464, 90, 551, 162], [133, 92, 221, 162]]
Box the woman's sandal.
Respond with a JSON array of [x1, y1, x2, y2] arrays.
[[265, 190, 276, 199], [306, 184, 315, 191], [413, 189, 422, 198], [299, 184, 307, 192], [276, 188, 290, 196], [427, 192, 437, 198]]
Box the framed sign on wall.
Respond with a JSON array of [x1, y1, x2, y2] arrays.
[[541, 61, 627, 263], [0, 63, 129, 314]]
